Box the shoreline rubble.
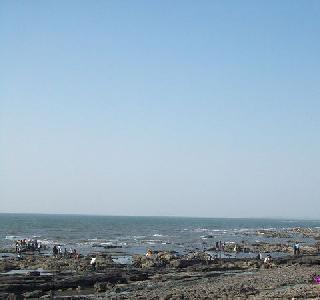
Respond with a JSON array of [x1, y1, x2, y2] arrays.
[[2, 227, 320, 299]]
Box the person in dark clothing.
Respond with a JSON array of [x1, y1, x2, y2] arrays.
[[53, 245, 58, 257]]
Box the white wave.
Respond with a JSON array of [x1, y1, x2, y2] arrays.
[[5, 236, 22, 240], [100, 242, 114, 246], [142, 239, 162, 245], [37, 239, 56, 245], [133, 236, 146, 239], [193, 228, 209, 233], [233, 228, 251, 232]]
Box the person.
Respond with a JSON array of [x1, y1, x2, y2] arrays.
[[313, 274, 320, 284], [146, 249, 153, 258], [34, 240, 38, 251], [15, 241, 19, 253], [90, 257, 97, 270], [264, 256, 269, 268], [57, 245, 62, 257], [222, 242, 226, 251], [294, 242, 300, 256], [53, 245, 58, 257], [73, 249, 79, 259], [264, 254, 272, 268]]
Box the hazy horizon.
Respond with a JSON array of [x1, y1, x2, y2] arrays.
[[1, 211, 319, 221], [1, 1, 319, 218]]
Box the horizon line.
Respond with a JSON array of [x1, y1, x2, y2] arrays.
[[0, 211, 318, 221]]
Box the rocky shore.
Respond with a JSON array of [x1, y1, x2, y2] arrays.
[[2, 226, 320, 299], [1, 246, 320, 299]]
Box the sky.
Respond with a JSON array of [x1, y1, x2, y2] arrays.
[[0, 1, 319, 218]]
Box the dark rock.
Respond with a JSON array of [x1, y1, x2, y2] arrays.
[[170, 259, 197, 268], [27, 271, 40, 276], [23, 289, 43, 298], [126, 271, 148, 282], [94, 282, 109, 292], [0, 262, 20, 272]]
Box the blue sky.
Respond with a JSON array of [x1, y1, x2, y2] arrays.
[[1, 1, 319, 217]]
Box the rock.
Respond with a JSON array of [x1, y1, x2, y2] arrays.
[[132, 255, 165, 269], [0, 262, 20, 272], [157, 252, 177, 262], [141, 259, 164, 269], [170, 259, 196, 268], [94, 282, 109, 292], [239, 286, 258, 295], [27, 271, 40, 276], [186, 251, 212, 262], [0, 249, 16, 254], [23, 289, 43, 298], [160, 294, 173, 300], [126, 271, 148, 282]]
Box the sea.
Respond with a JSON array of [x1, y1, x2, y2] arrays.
[[1, 214, 320, 259]]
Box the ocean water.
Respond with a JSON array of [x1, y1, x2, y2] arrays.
[[1, 214, 320, 257]]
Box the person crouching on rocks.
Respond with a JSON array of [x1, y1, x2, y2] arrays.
[[146, 249, 153, 258], [264, 254, 272, 268]]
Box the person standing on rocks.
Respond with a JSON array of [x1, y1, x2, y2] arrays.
[[294, 242, 300, 256], [57, 245, 62, 257], [90, 257, 97, 271], [52, 245, 58, 258]]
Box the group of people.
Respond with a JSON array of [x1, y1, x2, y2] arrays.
[[13, 238, 81, 260], [216, 241, 226, 251], [52, 245, 79, 259], [15, 239, 43, 254]]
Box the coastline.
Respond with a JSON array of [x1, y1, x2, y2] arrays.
[[1, 243, 320, 299], [1, 217, 320, 298]]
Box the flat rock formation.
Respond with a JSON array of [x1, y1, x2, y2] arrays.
[[1, 250, 320, 299]]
